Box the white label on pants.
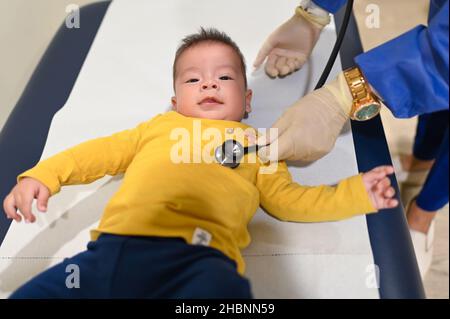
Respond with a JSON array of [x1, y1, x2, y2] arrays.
[[192, 227, 212, 246]]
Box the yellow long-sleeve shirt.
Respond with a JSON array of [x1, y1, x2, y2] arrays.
[[18, 111, 376, 274]]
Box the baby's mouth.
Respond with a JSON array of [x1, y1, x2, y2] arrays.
[[199, 97, 224, 106]]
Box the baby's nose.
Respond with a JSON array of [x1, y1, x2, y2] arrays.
[[202, 81, 218, 90]]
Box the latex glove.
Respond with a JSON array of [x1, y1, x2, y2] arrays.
[[253, 7, 330, 77], [249, 72, 353, 162]]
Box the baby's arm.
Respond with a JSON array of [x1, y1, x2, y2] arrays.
[[2, 120, 151, 223], [18, 121, 149, 193], [256, 162, 397, 222]]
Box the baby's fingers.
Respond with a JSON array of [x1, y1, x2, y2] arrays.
[[375, 165, 395, 174], [36, 185, 50, 212], [384, 186, 396, 198], [371, 165, 395, 180], [379, 186, 398, 209], [375, 176, 391, 194], [383, 198, 399, 209], [3, 193, 22, 222], [15, 193, 36, 223]]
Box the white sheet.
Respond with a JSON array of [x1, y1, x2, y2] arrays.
[[0, 0, 379, 299]]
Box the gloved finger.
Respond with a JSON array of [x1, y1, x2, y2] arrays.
[[265, 54, 279, 77], [257, 145, 271, 164], [254, 41, 275, 69], [255, 132, 275, 149], [244, 131, 257, 145], [294, 55, 308, 70], [255, 113, 292, 147], [286, 58, 297, 73], [275, 57, 290, 76], [258, 129, 294, 162]]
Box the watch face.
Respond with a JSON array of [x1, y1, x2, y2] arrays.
[[355, 104, 381, 121]]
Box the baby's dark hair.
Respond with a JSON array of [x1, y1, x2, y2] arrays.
[[173, 27, 247, 89]]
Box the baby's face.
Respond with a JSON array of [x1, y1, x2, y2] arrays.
[[172, 42, 252, 121]]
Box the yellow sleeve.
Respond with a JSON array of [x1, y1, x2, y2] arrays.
[[256, 161, 377, 222], [17, 120, 151, 195]]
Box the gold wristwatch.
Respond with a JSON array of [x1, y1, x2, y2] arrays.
[[343, 67, 382, 121]]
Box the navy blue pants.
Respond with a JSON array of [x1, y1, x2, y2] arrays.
[[9, 234, 253, 299], [413, 110, 449, 211]]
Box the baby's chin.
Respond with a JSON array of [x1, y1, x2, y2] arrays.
[[177, 109, 243, 122]]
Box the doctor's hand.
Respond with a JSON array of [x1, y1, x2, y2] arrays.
[[3, 177, 50, 223], [253, 8, 329, 77], [362, 166, 399, 210], [247, 73, 353, 162]]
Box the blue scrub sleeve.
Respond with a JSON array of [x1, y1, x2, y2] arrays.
[[355, 1, 449, 118], [312, 0, 347, 14]]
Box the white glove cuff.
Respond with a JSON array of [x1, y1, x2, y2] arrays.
[[295, 5, 331, 27], [324, 73, 353, 116], [300, 0, 331, 17]]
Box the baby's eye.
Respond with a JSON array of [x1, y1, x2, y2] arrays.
[[219, 75, 233, 80], [186, 78, 199, 83]]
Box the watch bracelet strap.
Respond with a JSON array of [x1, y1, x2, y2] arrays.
[[344, 67, 382, 119], [344, 67, 376, 103]]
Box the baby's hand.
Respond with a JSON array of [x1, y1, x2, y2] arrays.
[[3, 177, 50, 223], [362, 166, 398, 210]]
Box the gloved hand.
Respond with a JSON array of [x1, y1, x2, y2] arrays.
[[253, 6, 330, 77], [250, 72, 354, 162]]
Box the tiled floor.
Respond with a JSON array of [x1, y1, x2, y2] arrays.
[[425, 209, 449, 299]]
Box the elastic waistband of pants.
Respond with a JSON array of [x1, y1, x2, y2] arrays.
[[94, 233, 239, 270], [97, 233, 187, 244]]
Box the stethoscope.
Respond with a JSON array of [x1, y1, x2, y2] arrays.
[[214, 0, 354, 169], [214, 139, 260, 169]]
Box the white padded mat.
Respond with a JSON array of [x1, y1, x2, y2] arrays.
[[0, 0, 379, 299]]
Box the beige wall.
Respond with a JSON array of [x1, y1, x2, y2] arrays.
[[0, 0, 100, 130], [354, 0, 429, 51]]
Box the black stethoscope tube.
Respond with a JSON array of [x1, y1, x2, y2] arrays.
[[216, 0, 354, 168]]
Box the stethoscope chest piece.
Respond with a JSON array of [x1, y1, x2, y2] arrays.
[[214, 139, 244, 169]]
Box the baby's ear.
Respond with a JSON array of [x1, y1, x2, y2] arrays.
[[171, 97, 177, 110], [245, 89, 253, 113]]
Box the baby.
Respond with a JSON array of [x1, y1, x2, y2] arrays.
[[3, 28, 398, 299]]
